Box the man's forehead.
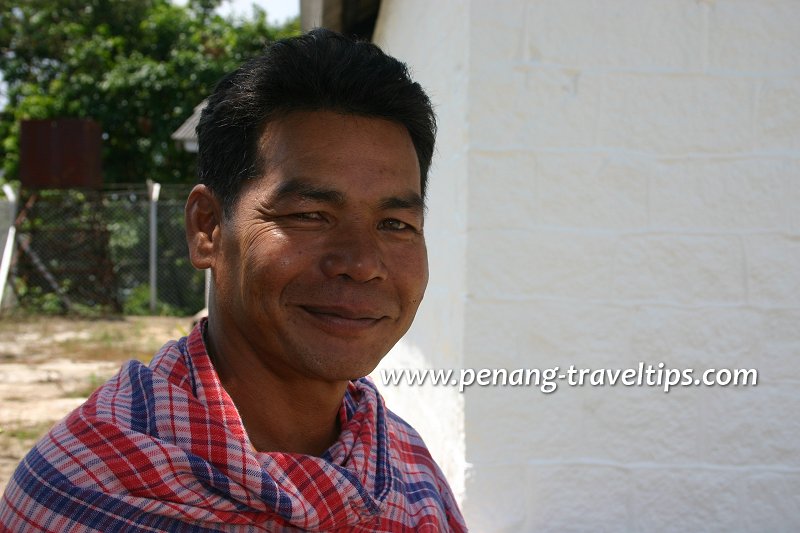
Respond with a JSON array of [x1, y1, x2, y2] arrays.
[[266, 176, 425, 212], [257, 111, 420, 177], [249, 111, 423, 205]]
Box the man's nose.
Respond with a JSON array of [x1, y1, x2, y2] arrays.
[[320, 226, 388, 282]]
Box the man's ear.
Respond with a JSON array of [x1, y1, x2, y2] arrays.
[[185, 184, 222, 270]]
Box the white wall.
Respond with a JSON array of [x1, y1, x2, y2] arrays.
[[370, 0, 471, 499], [374, 0, 800, 530]]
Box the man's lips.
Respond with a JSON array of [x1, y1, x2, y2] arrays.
[[300, 304, 386, 320], [299, 305, 389, 334]]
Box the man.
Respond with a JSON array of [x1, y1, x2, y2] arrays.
[[0, 29, 466, 532]]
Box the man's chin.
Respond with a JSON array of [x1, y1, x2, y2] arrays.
[[300, 348, 388, 383]]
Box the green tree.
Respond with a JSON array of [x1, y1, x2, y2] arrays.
[[0, 0, 300, 185]]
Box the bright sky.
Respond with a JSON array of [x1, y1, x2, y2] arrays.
[[215, 0, 300, 24], [170, 0, 299, 24]]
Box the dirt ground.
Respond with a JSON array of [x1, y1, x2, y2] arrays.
[[0, 315, 192, 495]]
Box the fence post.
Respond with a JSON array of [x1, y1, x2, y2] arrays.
[[0, 184, 18, 310], [147, 181, 161, 315]]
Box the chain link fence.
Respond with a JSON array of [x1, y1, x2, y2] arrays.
[[0, 184, 205, 316]]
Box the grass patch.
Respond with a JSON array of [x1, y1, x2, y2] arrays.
[[0, 421, 55, 443], [55, 342, 154, 363], [51, 320, 180, 362], [0, 315, 190, 364], [61, 373, 109, 399]]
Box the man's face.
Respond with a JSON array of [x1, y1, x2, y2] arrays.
[[212, 110, 428, 382]]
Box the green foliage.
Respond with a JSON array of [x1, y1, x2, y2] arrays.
[[0, 0, 301, 185], [62, 373, 108, 399], [123, 283, 182, 316], [12, 278, 64, 314]]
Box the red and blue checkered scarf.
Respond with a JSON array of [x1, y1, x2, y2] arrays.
[[1, 322, 466, 532]]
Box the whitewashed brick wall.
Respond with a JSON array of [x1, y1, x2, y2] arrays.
[[371, 0, 470, 499], [373, 0, 800, 530]]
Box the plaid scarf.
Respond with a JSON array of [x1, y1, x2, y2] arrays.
[[1, 322, 466, 532]]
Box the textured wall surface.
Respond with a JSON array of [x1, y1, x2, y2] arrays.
[[370, 0, 470, 499], [373, 0, 800, 530]]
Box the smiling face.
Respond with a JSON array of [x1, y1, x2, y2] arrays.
[[208, 110, 428, 383]]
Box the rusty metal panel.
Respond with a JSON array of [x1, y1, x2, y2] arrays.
[[19, 119, 103, 189]]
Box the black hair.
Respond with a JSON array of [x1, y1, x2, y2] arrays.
[[196, 28, 436, 215]]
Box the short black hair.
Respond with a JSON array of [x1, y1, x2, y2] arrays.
[[196, 28, 436, 216]]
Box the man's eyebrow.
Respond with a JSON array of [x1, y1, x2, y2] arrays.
[[272, 179, 424, 213], [272, 178, 345, 205], [379, 193, 426, 214]]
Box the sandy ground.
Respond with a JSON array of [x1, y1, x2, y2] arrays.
[[0, 315, 191, 495]]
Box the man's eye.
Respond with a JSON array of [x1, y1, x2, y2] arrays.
[[379, 219, 415, 231], [292, 212, 324, 221]]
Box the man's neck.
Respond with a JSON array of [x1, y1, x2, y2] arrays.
[[204, 320, 347, 456]]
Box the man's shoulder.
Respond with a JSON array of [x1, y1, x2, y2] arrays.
[[355, 378, 445, 477], [384, 407, 444, 474], [359, 380, 467, 530]]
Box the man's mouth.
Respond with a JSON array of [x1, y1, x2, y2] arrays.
[[299, 305, 387, 335]]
